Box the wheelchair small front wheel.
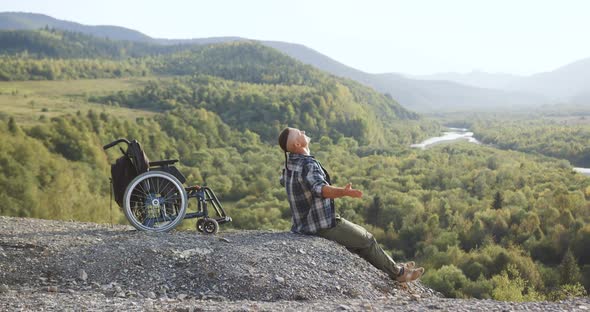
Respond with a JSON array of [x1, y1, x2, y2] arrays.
[[196, 218, 205, 233], [123, 171, 187, 232], [202, 218, 219, 235]]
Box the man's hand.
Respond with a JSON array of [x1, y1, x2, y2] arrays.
[[344, 183, 363, 198], [322, 183, 363, 199]]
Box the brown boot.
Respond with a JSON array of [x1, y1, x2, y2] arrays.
[[401, 261, 415, 269], [396, 267, 424, 282]]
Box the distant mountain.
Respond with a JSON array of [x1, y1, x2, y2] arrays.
[[408, 71, 522, 90], [0, 11, 565, 112], [409, 59, 590, 104], [369, 73, 547, 112], [505, 58, 590, 100], [0, 12, 154, 42]]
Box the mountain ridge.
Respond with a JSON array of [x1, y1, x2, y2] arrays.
[[408, 70, 523, 90], [0, 12, 153, 42]]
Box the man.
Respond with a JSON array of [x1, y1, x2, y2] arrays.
[[278, 127, 424, 283]]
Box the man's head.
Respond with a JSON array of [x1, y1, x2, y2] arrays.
[[278, 127, 310, 155]]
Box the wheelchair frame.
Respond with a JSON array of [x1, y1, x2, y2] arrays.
[[103, 138, 232, 233]]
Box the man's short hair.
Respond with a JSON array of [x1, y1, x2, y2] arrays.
[[278, 128, 290, 152]]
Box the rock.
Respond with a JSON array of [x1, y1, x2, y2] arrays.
[[275, 276, 285, 283], [78, 269, 88, 282], [218, 237, 231, 243], [0, 284, 9, 293], [337, 304, 352, 311], [47, 286, 58, 292], [410, 294, 421, 301], [579, 306, 589, 310], [147, 291, 157, 299], [176, 248, 213, 259], [177, 294, 188, 300]]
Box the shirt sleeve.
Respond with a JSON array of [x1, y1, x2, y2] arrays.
[[303, 161, 328, 197]]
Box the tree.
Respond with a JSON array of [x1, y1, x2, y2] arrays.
[[560, 249, 581, 286], [492, 191, 503, 210], [367, 195, 382, 226], [8, 117, 20, 135]]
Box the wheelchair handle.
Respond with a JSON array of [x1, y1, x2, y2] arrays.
[[103, 138, 130, 150]]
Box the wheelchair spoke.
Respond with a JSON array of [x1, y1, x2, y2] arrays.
[[143, 218, 155, 227], [136, 181, 150, 197], [161, 192, 179, 203]]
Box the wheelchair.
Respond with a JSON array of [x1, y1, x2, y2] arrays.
[[103, 138, 231, 234]]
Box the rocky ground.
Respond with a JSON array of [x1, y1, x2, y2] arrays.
[[1, 216, 589, 311]]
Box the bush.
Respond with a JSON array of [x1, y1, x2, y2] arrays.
[[491, 264, 544, 302], [422, 265, 468, 298], [547, 283, 587, 301]]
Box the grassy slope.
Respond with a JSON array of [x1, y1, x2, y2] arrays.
[[0, 77, 163, 126]]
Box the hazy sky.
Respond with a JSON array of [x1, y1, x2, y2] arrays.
[[2, 0, 590, 76]]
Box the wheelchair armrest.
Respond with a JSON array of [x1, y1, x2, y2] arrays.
[[149, 159, 179, 167]]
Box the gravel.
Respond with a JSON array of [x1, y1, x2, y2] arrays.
[[1, 216, 588, 311]]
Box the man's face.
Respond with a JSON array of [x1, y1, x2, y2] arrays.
[[287, 128, 310, 151]]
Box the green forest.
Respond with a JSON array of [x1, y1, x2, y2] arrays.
[[1, 29, 589, 301]]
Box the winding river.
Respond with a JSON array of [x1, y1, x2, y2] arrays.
[[410, 128, 480, 149], [412, 128, 590, 177]]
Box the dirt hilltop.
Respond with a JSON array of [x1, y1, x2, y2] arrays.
[[1, 217, 588, 311]]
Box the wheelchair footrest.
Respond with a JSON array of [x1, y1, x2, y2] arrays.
[[216, 217, 232, 224]]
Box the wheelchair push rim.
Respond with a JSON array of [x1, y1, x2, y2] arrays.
[[123, 171, 188, 232]]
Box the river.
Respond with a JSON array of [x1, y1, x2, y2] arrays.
[[410, 128, 480, 149], [412, 128, 590, 177]]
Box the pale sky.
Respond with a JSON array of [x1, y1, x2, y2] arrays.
[[2, 0, 590, 76]]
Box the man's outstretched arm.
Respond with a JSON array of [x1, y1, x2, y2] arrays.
[[322, 183, 363, 199]]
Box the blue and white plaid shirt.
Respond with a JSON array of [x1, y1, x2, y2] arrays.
[[280, 153, 335, 234]]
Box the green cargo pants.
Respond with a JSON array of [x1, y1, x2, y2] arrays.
[[316, 216, 401, 279]]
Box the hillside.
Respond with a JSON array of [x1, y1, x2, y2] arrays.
[[2, 217, 589, 311], [0, 28, 427, 146]]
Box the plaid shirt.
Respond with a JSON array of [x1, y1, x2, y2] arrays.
[[280, 153, 335, 234]]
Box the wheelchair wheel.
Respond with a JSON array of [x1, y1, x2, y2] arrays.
[[196, 218, 205, 233], [123, 171, 187, 232], [202, 218, 219, 235]]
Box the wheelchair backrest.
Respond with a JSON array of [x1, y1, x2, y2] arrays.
[[127, 140, 150, 174], [110, 140, 149, 208]]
